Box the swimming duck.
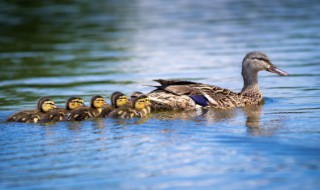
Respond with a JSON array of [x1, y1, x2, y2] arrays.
[[148, 51, 288, 110], [99, 91, 130, 117], [131, 92, 152, 113], [42, 97, 85, 122], [67, 95, 106, 121], [6, 97, 56, 123], [130, 91, 152, 113], [111, 91, 130, 108], [108, 94, 151, 118]]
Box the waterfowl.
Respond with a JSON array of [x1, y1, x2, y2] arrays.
[[108, 94, 151, 118], [148, 51, 288, 110], [130, 91, 144, 100], [99, 91, 130, 117], [6, 97, 56, 123], [67, 95, 106, 121], [42, 97, 85, 122], [111, 91, 130, 108], [130, 91, 152, 113]]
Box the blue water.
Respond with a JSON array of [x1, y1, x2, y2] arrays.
[[1, 0, 320, 189]]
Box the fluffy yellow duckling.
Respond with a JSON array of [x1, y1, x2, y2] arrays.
[[100, 91, 130, 117], [42, 97, 85, 122], [6, 97, 56, 123], [108, 94, 151, 118], [67, 95, 106, 121]]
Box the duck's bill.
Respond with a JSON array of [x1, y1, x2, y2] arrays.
[[267, 66, 288, 76]]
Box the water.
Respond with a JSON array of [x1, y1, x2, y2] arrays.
[[1, 0, 320, 189]]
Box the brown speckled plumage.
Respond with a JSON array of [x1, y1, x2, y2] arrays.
[[148, 51, 288, 110]]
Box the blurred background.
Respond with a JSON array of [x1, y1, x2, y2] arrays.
[[0, 0, 319, 189], [0, 0, 319, 109]]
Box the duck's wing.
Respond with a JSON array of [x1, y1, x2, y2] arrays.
[[154, 79, 198, 86], [152, 79, 243, 109], [191, 84, 244, 109], [152, 79, 201, 96]]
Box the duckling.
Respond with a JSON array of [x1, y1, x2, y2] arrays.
[[131, 92, 152, 113], [41, 97, 85, 122], [130, 91, 144, 100], [108, 94, 151, 118], [148, 51, 288, 110], [6, 97, 56, 123], [134, 95, 152, 117], [67, 95, 106, 121], [98, 91, 130, 117], [111, 91, 130, 108]]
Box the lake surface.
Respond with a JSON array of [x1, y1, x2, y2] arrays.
[[1, 0, 320, 189]]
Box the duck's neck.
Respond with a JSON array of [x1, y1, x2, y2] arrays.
[[96, 107, 103, 114], [241, 69, 261, 96]]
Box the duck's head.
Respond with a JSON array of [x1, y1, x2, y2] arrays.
[[38, 97, 56, 112], [242, 51, 288, 76], [91, 95, 106, 109], [66, 97, 85, 110], [111, 91, 129, 108], [132, 95, 151, 110]]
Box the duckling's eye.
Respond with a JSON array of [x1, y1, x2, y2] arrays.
[[119, 96, 128, 100]]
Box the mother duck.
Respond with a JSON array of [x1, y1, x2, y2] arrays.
[[148, 51, 288, 110]]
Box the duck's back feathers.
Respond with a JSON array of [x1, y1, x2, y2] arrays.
[[6, 110, 33, 122], [40, 108, 66, 122], [108, 106, 137, 119], [149, 79, 246, 110], [6, 110, 41, 123], [154, 79, 198, 86], [67, 107, 96, 121]]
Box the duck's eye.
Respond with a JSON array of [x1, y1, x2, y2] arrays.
[[255, 58, 265, 61]]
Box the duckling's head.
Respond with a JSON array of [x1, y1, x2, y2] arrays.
[[111, 91, 129, 108], [132, 95, 151, 110], [242, 51, 288, 76], [91, 95, 106, 109], [38, 97, 56, 112], [66, 97, 84, 110], [130, 91, 144, 100]]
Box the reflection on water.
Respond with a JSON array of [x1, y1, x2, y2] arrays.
[[1, 0, 320, 189]]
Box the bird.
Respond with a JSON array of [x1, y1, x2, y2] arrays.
[[130, 91, 144, 100], [6, 97, 57, 123], [98, 91, 130, 117], [148, 51, 288, 110], [41, 97, 85, 122], [67, 95, 107, 121], [111, 91, 130, 108], [108, 94, 151, 118]]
